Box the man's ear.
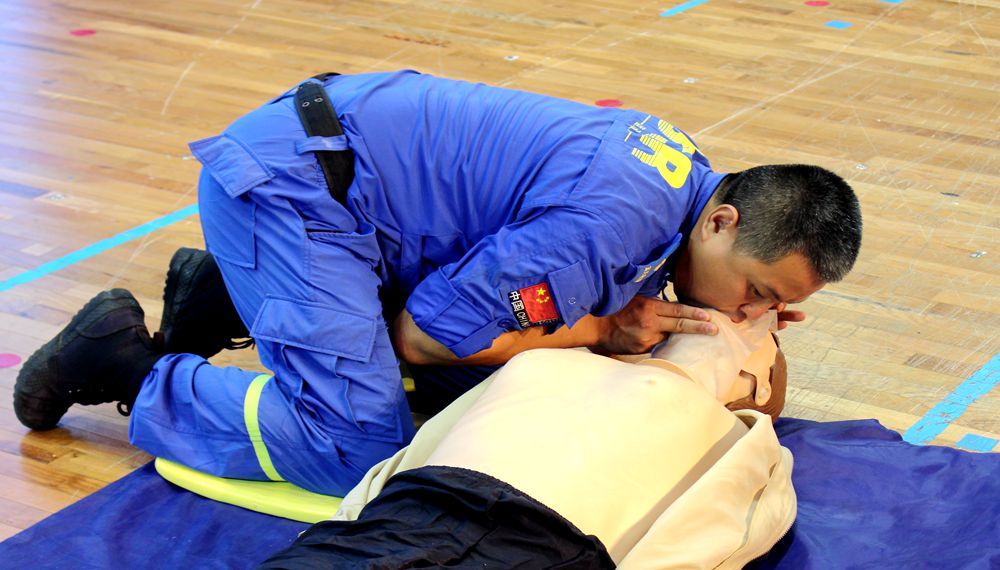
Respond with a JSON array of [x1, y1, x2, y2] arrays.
[[700, 204, 740, 240]]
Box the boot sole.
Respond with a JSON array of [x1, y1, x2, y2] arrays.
[[13, 289, 141, 430]]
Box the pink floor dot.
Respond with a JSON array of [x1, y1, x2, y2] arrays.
[[595, 99, 623, 108], [70, 29, 97, 36], [805, 1, 830, 6], [0, 353, 22, 368]]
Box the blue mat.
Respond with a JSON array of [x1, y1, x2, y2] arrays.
[[749, 419, 1000, 569], [3, 418, 999, 569]]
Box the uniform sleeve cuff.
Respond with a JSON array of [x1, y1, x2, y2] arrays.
[[406, 272, 507, 359]]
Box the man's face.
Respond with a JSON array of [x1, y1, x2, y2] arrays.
[[674, 206, 825, 322]]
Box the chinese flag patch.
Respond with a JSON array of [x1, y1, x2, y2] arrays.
[[508, 281, 560, 327]]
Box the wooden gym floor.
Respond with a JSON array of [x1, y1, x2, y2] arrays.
[[0, 0, 997, 540]]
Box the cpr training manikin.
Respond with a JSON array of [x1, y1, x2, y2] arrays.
[[327, 309, 796, 569]]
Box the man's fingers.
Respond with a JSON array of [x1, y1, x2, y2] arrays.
[[777, 310, 806, 322], [663, 316, 717, 335], [653, 299, 711, 322], [775, 309, 806, 331], [645, 300, 717, 336]]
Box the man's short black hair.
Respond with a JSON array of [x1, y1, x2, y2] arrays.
[[716, 164, 862, 283]]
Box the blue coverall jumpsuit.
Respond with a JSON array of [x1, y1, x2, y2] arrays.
[[128, 71, 728, 495]]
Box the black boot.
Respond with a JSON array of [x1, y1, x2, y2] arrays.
[[13, 289, 163, 431], [159, 247, 253, 359]]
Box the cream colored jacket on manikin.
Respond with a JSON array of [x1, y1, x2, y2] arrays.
[[333, 337, 796, 568]]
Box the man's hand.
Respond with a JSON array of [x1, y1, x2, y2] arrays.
[[596, 296, 717, 355], [774, 302, 806, 331]]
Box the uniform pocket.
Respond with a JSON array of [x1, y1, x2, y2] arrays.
[[304, 221, 390, 318], [250, 296, 402, 443], [547, 260, 599, 328], [250, 296, 376, 362], [191, 134, 276, 268], [190, 135, 275, 199], [307, 221, 381, 267]]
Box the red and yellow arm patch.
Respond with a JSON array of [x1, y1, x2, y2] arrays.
[[508, 281, 560, 328]]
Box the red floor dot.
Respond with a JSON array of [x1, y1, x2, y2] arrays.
[[805, 1, 830, 6], [70, 29, 97, 36], [0, 353, 21, 368], [595, 99, 623, 107]]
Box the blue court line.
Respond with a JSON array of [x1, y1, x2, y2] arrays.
[[903, 351, 1000, 445], [825, 20, 853, 29], [0, 204, 199, 293], [661, 0, 709, 17], [956, 433, 999, 453]]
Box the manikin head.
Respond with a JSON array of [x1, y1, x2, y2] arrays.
[[645, 309, 787, 421], [673, 164, 863, 323]]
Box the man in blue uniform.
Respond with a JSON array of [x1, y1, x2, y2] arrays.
[[13, 70, 862, 496]]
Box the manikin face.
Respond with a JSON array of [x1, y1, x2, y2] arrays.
[[674, 204, 825, 323]]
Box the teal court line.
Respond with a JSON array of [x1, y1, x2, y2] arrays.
[[903, 352, 1000, 445], [0, 204, 199, 293], [956, 433, 999, 453], [661, 0, 709, 17]]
